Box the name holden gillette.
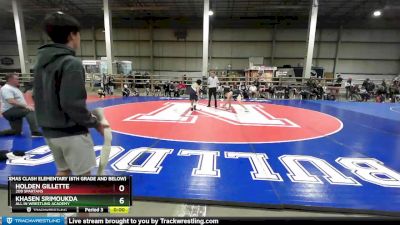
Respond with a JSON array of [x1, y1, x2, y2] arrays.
[[15, 183, 70, 189]]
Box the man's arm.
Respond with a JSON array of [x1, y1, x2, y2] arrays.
[[6, 99, 27, 108], [59, 59, 99, 128], [6, 97, 33, 111]]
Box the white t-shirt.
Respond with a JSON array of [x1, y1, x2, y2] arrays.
[[345, 81, 353, 88], [191, 83, 200, 92], [0, 84, 26, 113], [208, 76, 219, 88]]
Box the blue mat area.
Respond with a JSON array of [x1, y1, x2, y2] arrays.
[[1, 97, 399, 216]]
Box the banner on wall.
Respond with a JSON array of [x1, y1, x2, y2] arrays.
[[1, 57, 14, 65]]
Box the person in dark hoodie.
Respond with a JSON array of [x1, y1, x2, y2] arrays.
[[33, 12, 107, 176]]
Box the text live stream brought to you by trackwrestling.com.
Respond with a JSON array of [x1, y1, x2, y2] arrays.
[[2, 217, 400, 225]]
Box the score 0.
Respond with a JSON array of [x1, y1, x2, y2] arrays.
[[118, 184, 125, 192]]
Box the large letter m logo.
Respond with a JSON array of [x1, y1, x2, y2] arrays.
[[123, 102, 300, 127]]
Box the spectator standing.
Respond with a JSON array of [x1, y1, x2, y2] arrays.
[[163, 82, 169, 97], [169, 81, 175, 97], [33, 12, 107, 177], [345, 78, 353, 100]]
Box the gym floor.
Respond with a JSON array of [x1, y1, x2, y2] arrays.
[[1, 95, 399, 217]]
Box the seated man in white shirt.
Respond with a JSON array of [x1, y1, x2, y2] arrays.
[[0, 74, 42, 137]]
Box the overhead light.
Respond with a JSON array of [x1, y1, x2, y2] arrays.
[[208, 10, 214, 16], [57, 11, 64, 14], [373, 10, 382, 17]]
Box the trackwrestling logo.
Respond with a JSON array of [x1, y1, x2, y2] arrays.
[[104, 100, 343, 143], [1, 217, 64, 225]]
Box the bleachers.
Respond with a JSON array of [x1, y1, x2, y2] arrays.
[[1, 72, 399, 102]]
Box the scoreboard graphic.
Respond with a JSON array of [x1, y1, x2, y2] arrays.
[[8, 176, 131, 213]]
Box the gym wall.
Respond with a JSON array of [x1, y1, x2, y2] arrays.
[[0, 28, 399, 78]]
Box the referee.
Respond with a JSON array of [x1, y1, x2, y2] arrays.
[[207, 71, 219, 108]]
